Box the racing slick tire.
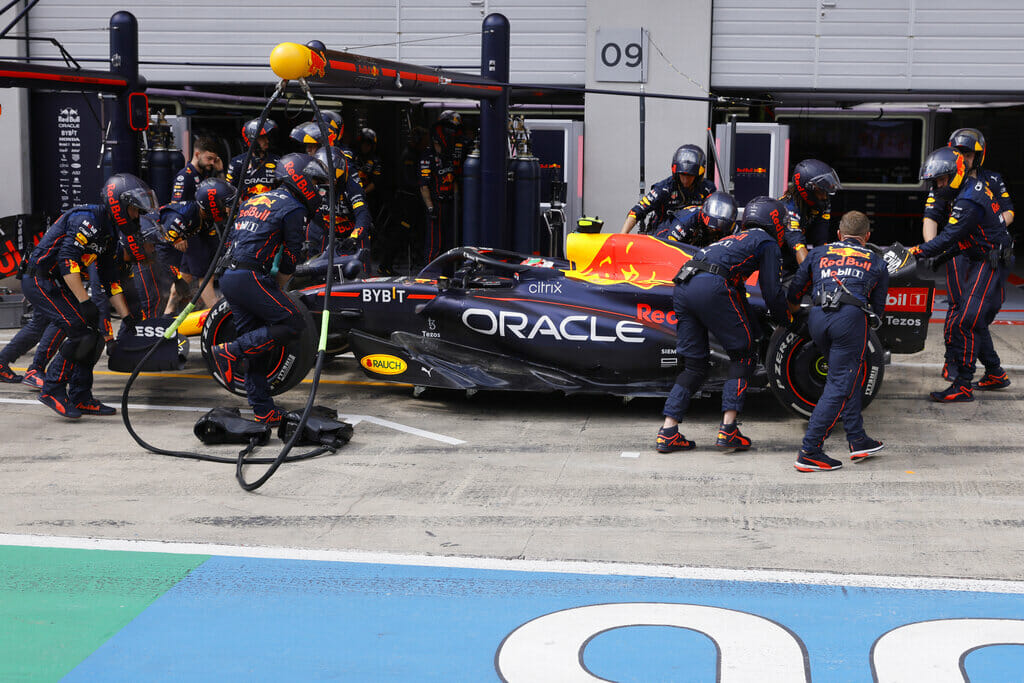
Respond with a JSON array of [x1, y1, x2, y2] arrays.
[[200, 294, 317, 397], [765, 324, 885, 418]]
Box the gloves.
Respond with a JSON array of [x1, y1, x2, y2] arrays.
[[339, 237, 358, 254], [908, 245, 922, 256], [106, 338, 118, 357], [77, 299, 100, 328]]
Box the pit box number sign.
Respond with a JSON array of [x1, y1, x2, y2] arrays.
[[595, 28, 647, 83]]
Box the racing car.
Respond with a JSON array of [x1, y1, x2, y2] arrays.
[[198, 232, 934, 416]]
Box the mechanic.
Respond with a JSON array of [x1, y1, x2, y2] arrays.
[[658, 191, 737, 247], [378, 126, 430, 275], [779, 159, 842, 252], [171, 135, 224, 313], [21, 174, 153, 418], [787, 210, 889, 472], [922, 128, 1014, 386], [226, 118, 281, 203], [210, 153, 329, 426], [910, 146, 1013, 403], [290, 111, 351, 158], [0, 314, 64, 388], [153, 178, 237, 313], [306, 146, 373, 254], [656, 196, 791, 454], [354, 127, 383, 212], [620, 144, 716, 235], [420, 113, 461, 262], [172, 135, 223, 202]]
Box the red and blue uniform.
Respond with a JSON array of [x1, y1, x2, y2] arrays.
[[918, 177, 1013, 387], [219, 188, 311, 415], [307, 175, 372, 253], [172, 163, 218, 281], [21, 206, 124, 403], [788, 239, 889, 454], [420, 147, 458, 262], [629, 176, 716, 234], [658, 206, 720, 247], [663, 228, 789, 421], [226, 153, 280, 203], [925, 169, 1013, 348], [781, 194, 832, 249]]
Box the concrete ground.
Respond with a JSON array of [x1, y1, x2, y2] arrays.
[[2, 318, 1022, 583]]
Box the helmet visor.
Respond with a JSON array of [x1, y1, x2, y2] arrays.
[[123, 187, 159, 214], [702, 195, 737, 225], [807, 169, 841, 195], [920, 153, 957, 182]]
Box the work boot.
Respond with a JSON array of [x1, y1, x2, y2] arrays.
[[0, 361, 21, 383], [75, 397, 117, 416], [715, 422, 752, 451], [973, 371, 1010, 390], [21, 367, 43, 390], [849, 437, 885, 461], [254, 407, 284, 426], [38, 392, 82, 419], [794, 449, 842, 472], [655, 425, 695, 453], [210, 343, 240, 385], [929, 383, 974, 403]]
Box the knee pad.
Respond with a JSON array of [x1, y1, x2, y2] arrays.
[[676, 356, 709, 393], [267, 320, 303, 344], [726, 350, 757, 379], [60, 330, 104, 364]]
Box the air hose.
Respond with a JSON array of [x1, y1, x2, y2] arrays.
[[120, 78, 344, 491]]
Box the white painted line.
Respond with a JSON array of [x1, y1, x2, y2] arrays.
[[892, 361, 1024, 371], [620, 451, 640, 458], [0, 399, 462, 444], [0, 533, 1021, 594], [340, 413, 465, 445], [0, 397, 208, 412]]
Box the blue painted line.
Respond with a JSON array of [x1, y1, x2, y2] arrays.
[[61, 555, 1024, 682]]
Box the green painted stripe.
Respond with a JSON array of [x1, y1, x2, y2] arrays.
[[0, 545, 208, 682]]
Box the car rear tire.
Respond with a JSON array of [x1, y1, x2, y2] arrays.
[[200, 294, 317, 397], [765, 324, 885, 418]]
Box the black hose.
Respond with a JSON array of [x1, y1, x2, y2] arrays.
[[120, 79, 337, 487], [235, 79, 339, 491]]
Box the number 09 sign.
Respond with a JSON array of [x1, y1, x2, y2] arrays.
[[595, 28, 647, 83]]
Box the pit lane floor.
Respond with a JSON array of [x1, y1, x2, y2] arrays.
[[1, 322, 1023, 680]]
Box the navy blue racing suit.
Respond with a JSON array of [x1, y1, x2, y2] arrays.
[[629, 176, 716, 234], [226, 152, 280, 203], [0, 312, 64, 376], [151, 201, 212, 278], [656, 206, 722, 247], [172, 163, 219, 282], [781, 194, 833, 249], [918, 177, 1013, 386], [21, 206, 125, 404], [925, 169, 1013, 349], [219, 188, 311, 416], [662, 228, 789, 421], [420, 147, 458, 262], [307, 175, 372, 254], [788, 239, 888, 454]]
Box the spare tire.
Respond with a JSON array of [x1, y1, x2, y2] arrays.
[[765, 323, 885, 418], [200, 294, 316, 397]]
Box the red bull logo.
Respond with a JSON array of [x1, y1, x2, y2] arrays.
[[248, 195, 275, 208], [309, 50, 327, 78], [206, 188, 225, 223], [105, 184, 126, 226]]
